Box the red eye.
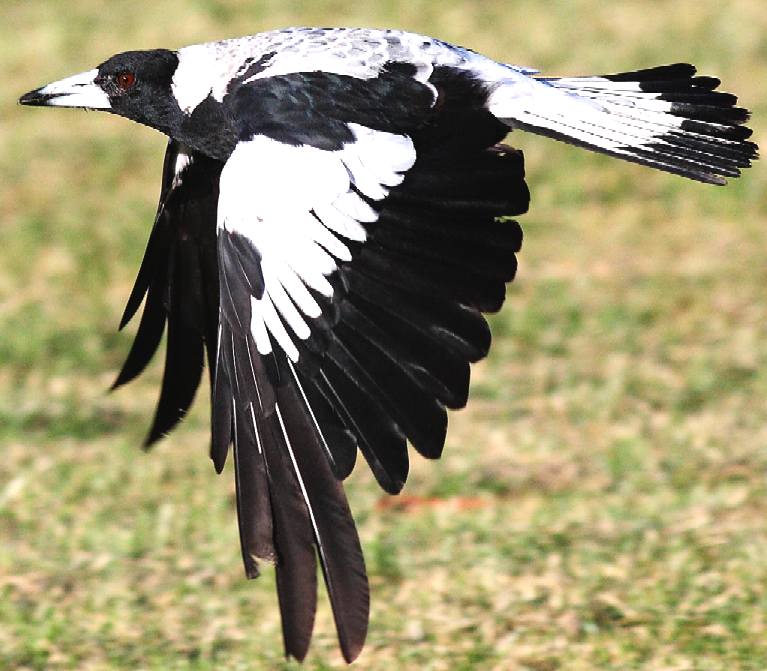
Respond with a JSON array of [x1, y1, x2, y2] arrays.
[[116, 72, 136, 90]]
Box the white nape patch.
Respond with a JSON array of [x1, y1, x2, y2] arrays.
[[38, 69, 111, 109], [218, 126, 416, 362], [172, 45, 221, 113]]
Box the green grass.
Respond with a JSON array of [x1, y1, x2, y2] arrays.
[[2, 1, 767, 669]]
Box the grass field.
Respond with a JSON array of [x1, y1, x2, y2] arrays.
[[1, 1, 766, 669]]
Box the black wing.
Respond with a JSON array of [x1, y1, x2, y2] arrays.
[[113, 140, 222, 446], [117, 66, 529, 663]]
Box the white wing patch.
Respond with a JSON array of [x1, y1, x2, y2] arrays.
[[218, 124, 416, 362]]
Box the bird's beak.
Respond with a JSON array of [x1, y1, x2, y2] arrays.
[[19, 69, 111, 110]]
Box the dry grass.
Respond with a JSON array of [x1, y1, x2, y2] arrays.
[[1, 1, 766, 669]]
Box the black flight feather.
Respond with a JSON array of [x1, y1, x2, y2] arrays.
[[276, 371, 369, 662], [335, 303, 448, 459], [114, 141, 222, 447], [346, 288, 471, 409], [244, 368, 319, 661], [316, 356, 410, 494], [117, 140, 178, 331], [111, 282, 167, 389]]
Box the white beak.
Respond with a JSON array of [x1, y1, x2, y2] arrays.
[[19, 69, 112, 110]]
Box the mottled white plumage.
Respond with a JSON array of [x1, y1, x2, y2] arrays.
[[171, 28, 530, 115]]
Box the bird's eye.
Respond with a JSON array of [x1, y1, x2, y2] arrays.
[[115, 72, 136, 91]]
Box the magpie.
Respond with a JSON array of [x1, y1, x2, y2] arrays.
[[19, 27, 757, 663]]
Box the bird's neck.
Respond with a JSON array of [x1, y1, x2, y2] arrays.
[[141, 94, 238, 162], [176, 95, 238, 161]]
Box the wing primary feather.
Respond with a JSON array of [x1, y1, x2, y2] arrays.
[[295, 370, 358, 479], [210, 320, 233, 472], [118, 219, 168, 331], [142, 233, 209, 446], [335, 303, 448, 459], [275, 380, 369, 663], [320, 344, 409, 493], [255, 395, 318, 662], [286, 359, 348, 478], [346, 289, 471, 409], [118, 141, 178, 330], [346, 269, 492, 361], [228, 334, 272, 577], [111, 284, 168, 390]]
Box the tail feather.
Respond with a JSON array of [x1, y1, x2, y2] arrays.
[[518, 110, 745, 181], [493, 63, 757, 184]]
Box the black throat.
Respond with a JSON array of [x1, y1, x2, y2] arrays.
[[175, 95, 238, 161], [128, 92, 237, 162], [99, 48, 238, 162]]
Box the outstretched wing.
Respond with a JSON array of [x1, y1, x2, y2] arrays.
[[116, 65, 530, 662], [113, 140, 222, 445], [212, 66, 528, 662], [212, 67, 440, 663]]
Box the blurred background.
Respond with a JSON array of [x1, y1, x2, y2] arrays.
[[1, 1, 766, 669]]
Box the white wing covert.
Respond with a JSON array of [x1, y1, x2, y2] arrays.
[[218, 125, 416, 362]]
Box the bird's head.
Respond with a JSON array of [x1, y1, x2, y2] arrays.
[[19, 48, 237, 159], [19, 49, 183, 133]]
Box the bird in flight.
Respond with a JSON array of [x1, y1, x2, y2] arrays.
[[19, 27, 756, 663]]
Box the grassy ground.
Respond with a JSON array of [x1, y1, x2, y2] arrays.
[[1, 1, 766, 669]]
